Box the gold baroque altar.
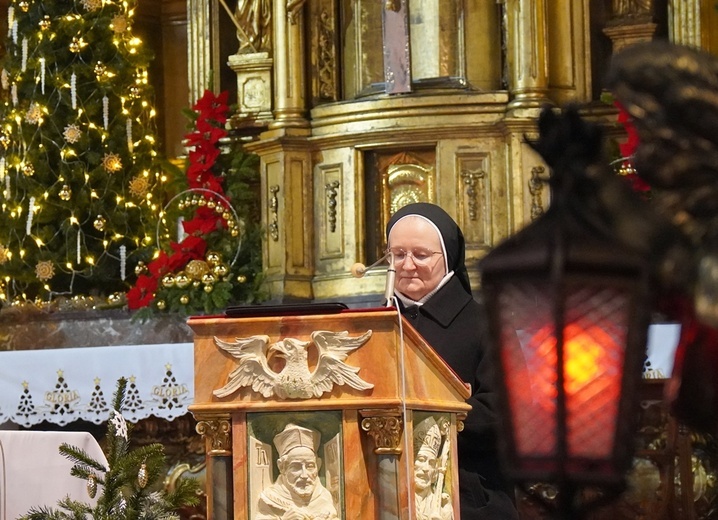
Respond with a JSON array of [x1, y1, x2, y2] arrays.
[[184, 0, 713, 305]]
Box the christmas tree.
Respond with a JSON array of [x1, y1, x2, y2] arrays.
[[0, 0, 169, 306], [19, 377, 200, 519]]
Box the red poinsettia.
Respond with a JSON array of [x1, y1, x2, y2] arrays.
[[127, 274, 159, 310], [182, 207, 226, 236], [192, 89, 230, 125], [615, 101, 651, 193], [126, 88, 234, 312]]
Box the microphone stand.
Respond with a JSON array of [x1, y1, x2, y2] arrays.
[[350, 252, 396, 307]]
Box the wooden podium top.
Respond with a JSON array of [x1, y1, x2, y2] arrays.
[[188, 308, 471, 415]]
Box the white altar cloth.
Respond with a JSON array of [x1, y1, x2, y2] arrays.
[[0, 430, 108, 519], [0, 343, 193, 427]]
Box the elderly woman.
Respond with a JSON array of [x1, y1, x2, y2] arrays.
[[386, 203, 518, 520]]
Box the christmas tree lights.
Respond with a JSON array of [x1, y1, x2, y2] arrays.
[[0, 0, 169, 306]]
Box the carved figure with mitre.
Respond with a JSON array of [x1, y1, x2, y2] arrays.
[[255, 423, 339, 520], [413, 416, 454, 520]]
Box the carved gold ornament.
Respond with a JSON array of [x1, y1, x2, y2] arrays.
[[35, 260, 55, 281], [63, 124, 82, 144], [128, 175, 150, 198], [102, 153, 123, 173], [213, 330, 374, 399]]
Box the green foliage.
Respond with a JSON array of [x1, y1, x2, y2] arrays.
[[19, 378, 200, 520], [0, 0, 167, 303]]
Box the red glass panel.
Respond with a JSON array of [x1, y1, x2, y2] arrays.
[[498, 281, 631, 469]]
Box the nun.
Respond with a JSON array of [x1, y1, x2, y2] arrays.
[[386, 202, 518, 520]]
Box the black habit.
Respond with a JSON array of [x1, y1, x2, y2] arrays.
[[387, 203, 519, 520]]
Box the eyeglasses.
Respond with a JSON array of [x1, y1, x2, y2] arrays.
[[386, 247, 443, 266]]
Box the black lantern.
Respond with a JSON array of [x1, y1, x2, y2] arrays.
[[480, 107, 653, 518]]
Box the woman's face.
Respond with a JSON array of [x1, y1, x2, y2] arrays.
[[388, 216, 447, 301]]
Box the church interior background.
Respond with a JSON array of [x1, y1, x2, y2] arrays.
[[2, 0, 718, 518]]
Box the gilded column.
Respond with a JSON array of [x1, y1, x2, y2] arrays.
[[669, 0, 701, 48], [245, 2, 313, 303], [196, 414, 233, 520], [186, 0, 215, 102], [271, 0, 309, 128], [505, 0, 551, 115]]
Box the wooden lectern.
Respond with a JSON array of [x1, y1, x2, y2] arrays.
[[188, 307, 471, 520]]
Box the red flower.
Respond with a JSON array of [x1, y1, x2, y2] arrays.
[[615, 101, 640, 159], [147, 251, 170, 278], [183, 207, 227, 235], [169, 235, 207, 270], [127, 274, 158, 310], [192, 90, 230, 125]]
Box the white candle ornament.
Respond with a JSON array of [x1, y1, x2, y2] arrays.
[[39, 57, 45, 94], [119, 245, 126, 280], [102, 95, 109, 130], [126, 119, 132, 152], [77, 230, 82, 264], [71, 73, 77, 109], [21, 38, 27, 72], [11, 20, 17, 45], [11, 83, 17, 106], [7, 7, 13, 38], [26, 196, 35, 235]]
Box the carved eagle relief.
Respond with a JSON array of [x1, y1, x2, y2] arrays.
[[213, 330, 374, 399]]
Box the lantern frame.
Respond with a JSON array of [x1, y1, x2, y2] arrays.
[[480, 107, 653, 518]]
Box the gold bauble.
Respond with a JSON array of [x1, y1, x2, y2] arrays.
[[0, 133, 9, 148], [180, 294, 190, 305], [134, 261, 148, 275], [129, 86, 140, 98], [222, 211, 231, 220], [18, 1, 29, 12], [204, 284, 213, 293], [178, 200, 186, 210], [237, 275, 247, 283], [22, 163, 34, 176], [39, 16, 51, 30], [93, 215, 106, 231], [137, 462, 148, 488], [59, 185, 72, 201], [230, 228, 239, 237], [206, 251, 222, 266], [201, 273, 216, 285], [198, 197, 207, 207], [192, 280, 200, 288], [207, 200, 216, 209], [156, 299, 166, 310], [174, 272, 190, 289], [69, 38, 81, 53], [190, 197, 198, 206], [94, 61, 106, 77], [87, 474, 97, 498], [161, 274, 175, 288], [185, 259, 209, 280], [107, 293, 122, 305], [213, 264, 228, 277], [215, 205, 224, 214]]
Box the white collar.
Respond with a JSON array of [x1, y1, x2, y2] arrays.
[[395, 271, 455, 307]]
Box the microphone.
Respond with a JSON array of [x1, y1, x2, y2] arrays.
[[350, 252, 396, 307], [350, 252, 390, 278]]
